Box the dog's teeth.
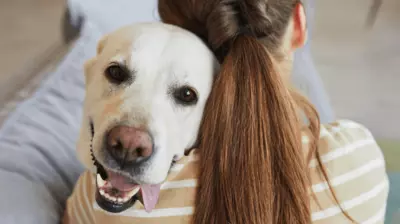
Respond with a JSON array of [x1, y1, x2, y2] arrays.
[[127, 187, 140, 198], [127, 190, 134, 198], [103, 193, 110, 200], [97, 176, 138, 204], [97, 174, 106, 187]]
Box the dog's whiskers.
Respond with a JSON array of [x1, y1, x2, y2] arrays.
[[89, 120, 108, 180]]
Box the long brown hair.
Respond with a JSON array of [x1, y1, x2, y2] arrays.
[[159, 1, 348, 223]]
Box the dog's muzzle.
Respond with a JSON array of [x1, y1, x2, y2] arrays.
[[90, 122, 163, 214]]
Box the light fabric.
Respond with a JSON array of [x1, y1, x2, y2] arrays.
[[0, 22, 102, 224], [67, 0, 159, 34], [65, 120, 389, 224]]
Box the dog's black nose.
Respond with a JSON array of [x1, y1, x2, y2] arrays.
[[106, 126, 153, 166]]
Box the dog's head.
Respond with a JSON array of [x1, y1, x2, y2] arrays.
[[77, 22, 218, 213]]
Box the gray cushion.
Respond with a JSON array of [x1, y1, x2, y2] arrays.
[[0, 23, 101, 223]]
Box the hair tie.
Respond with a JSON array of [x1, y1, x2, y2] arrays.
[[237, 26, 256, 37], [213, 26, 261, 63]]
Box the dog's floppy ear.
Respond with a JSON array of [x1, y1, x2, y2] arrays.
[[96, 33, 109, 55], [83, 34, 110, 83]]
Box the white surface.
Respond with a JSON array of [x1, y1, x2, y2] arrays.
[[67, 0, 159, 33]]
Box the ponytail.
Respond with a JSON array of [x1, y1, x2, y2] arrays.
[[194, 35, 311, 224], [158, 0, 353, 223]]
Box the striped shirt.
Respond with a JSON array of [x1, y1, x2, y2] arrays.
[[63, 120, 389, 223]]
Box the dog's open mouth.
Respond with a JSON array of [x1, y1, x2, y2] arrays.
[[90, 122, 161, 213], [93, 157, 162, 213], [95, 168, 138, 213]]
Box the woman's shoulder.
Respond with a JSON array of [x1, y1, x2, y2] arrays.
[[321, 119, 374, 140], [310, 120, 389, 223], [305, 119, 385, 168], [319, 119, 378, 149], [313, 119, 385, 169]]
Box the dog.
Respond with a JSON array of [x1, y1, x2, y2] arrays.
[[73, 22, 218, 216]]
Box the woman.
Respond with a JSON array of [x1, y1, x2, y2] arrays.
[[157, 0, 388, 223]]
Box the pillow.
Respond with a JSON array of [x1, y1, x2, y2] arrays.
[[67, 0, 159, 34], [0, 22, 101, 224]]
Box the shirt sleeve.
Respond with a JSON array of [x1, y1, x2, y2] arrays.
[[310, 120, 389, 224], [64, 171, 96, 224]]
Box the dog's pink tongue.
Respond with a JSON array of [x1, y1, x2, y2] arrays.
[[107, 171, 137, 191], [140, 184, 161, 213]]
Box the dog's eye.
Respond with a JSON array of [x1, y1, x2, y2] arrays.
[[105, 64, 130, 84], [173, 86, 198, 106]]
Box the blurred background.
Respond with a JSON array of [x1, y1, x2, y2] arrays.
[[0, 0, 68, 120], [0, 0, 398, 223]]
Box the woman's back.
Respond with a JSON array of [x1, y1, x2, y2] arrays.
[[308, 120, 388, 223]]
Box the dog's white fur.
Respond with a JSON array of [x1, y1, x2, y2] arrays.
[[77, 22, 218, 184]]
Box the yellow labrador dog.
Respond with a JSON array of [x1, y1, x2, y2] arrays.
[[66, 22, 217, 218]]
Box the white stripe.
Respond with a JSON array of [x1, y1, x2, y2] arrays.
[[309, 139, 375, 168], [302, 135, 310, 144], [319, 120, 363, 137], [312, 158, 384, 193], [304, 120, 362, 144], [161, 179, 197, 189], [94, 202, 194, 217], [170, 164, 185, 172], [319, 121, 361, 137], [311, 180, 387, 221], [76, 174, 92, 224], [319, 126, 330, 137], [339, 120, 371, 130], [170, 156, 199, 172], [361, 205, 386, 224]]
